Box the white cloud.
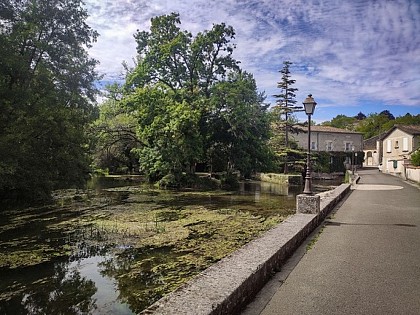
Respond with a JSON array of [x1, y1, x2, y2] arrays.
[[84, 0, 420, 116]]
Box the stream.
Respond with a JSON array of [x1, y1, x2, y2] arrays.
[[0, 176, 341, 314]]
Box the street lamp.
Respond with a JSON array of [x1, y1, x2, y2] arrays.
[[302, 94, 317, 194]]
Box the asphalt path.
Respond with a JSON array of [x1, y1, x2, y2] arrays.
[[243, 168, 420, 315]]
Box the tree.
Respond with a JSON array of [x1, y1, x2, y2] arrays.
[[354, 112, 366, 120], [379, 110, 395, 120], [272, 61, 299, 147], [322, 114, 356, 130], [0, 0, 99, 201], [207, 71, 272, 178], [92, 95, 141, 174], [272, 61, 300, 173], [126, 12, 238, 99], [123, 85, 203, 181], [411, 149, 420, 167], [355, 113, 391, 138], [118, 13, 271, 182]]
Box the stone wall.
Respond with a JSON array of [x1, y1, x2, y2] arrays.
[[141, 184, 351, 315], [405, 166, 420, 183]]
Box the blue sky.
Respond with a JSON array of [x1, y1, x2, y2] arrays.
[[84, 0, 420, 123]]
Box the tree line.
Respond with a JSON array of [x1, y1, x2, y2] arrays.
[[1, 1, 419, 203], [322, 111, 420, 139]]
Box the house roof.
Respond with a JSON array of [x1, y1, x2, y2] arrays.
[[293, 125, 362, 134], [363, 133, 387, 150], [363, 135, 380, 150], [392, 124, 420, 135]]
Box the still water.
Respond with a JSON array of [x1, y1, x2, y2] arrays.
[[0, 177, 340, 314]]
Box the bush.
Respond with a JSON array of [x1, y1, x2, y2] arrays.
[[411, 149, 420, 166], [220, 172, 240, 190]]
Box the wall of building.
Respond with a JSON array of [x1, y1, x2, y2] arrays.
[[382, 129, 414, 174], [292, 131, 363, 153]]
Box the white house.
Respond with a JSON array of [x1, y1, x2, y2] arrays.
[[380, 125, 420, 175]]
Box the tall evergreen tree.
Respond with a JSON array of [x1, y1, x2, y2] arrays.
[[272, 61, 300, 173]]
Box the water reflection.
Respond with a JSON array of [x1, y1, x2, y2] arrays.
[[0, 260, 97, 315], [0, 176, 341, 314]]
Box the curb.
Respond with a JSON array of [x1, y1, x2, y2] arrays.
[[141, 184, 351, 315]]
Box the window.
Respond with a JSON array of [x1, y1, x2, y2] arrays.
[[345, 142, 352, 151], [403, 137, 409, 151], [326, 141, 333, 151], [311, 141, 317, 150], [395, 140, 399, 149], [386, 139, 392, 153]]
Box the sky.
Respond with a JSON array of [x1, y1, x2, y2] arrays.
[[83, 0, 420, 123]]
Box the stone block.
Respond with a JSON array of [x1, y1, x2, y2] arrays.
[[296, 194, 321, 214]]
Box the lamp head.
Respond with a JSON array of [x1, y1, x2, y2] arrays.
[[303, 94, 317, 115]]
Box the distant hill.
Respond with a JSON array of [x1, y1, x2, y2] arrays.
[[321, 112, 420, 139]]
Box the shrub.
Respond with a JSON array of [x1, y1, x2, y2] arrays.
[[411, 149, 420, 166]]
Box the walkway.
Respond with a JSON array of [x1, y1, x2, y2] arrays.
[[243, 168, 420, 315]]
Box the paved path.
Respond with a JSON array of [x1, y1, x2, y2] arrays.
[[243, 169, 420, 315]]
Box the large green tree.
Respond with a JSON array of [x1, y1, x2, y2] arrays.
[[207, 71, 272, 177], [117, 13, 271, 182], [0, 0, 99, 201], [123, 84, 202, 181]]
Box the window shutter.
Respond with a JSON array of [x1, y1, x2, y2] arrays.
[[403, 137, 408, 151], [387, 140, 392, 153]]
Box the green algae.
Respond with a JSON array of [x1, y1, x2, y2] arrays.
[[0, 179, 297, 313]]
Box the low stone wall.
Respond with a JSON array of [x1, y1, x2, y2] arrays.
[[406, 166, 420, 183], [260, 173, 302, 185], [141, 184, 351, 315]]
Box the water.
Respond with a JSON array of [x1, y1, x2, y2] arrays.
[[0, 176, 341, 314]]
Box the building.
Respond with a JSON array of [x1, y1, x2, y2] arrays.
[[291, 125, 364, 172], [363, 134, 386, 167], [380, 125, 420, 175], [291, 125, 363, 153]]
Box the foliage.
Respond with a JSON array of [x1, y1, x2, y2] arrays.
[[354, 112, 366, 120], [115, 13, 272, 183], [323, 111, 420, 139], [91, 91, 141, 174], [379, 110, 395, 120], [124, 85, 203, 181], [355, 112, 412, 138], [0, 0, 99, 201], [411, 149, 420, 167], [270, 61, 302, 173], [321, 114, 356, 130], [207, 71, 272, 178]]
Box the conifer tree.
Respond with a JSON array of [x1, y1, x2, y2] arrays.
[[272, 61, 300, 173]]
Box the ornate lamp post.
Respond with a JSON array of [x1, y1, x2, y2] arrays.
[[302, 94, 317, 195]]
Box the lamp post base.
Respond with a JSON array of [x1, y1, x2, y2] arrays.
[[303, 175, 312, 195]]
